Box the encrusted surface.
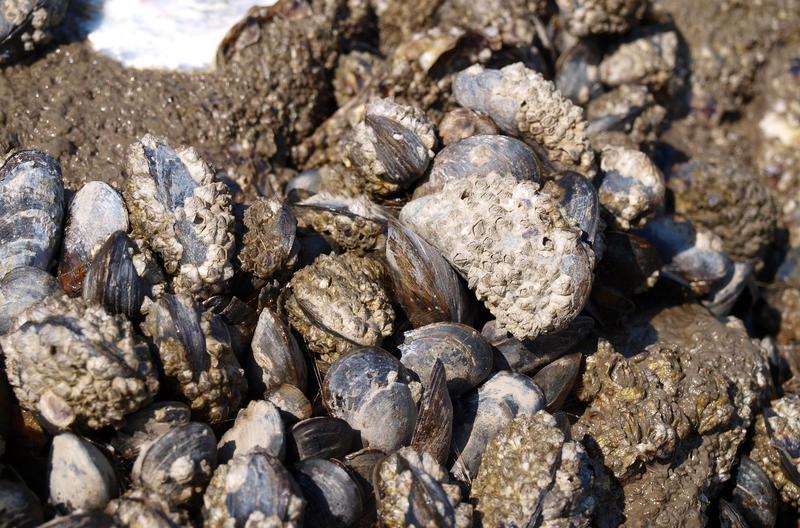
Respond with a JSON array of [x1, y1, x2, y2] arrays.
[[752, 395, 800, 508], [400, 172, 594, 341], [599, 28, 679, 90], [556, 0, 647, 36], [294, 193, 391, 253], [239, 197, 298, 281], [599, 145, 665, 229]]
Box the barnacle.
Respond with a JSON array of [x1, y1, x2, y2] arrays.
[[0, 295, 159, 430], [453, 63, 596, 177], [556, 0, 648, 36], [376, 447, 473, 528], [238, 197, 299, 281], [599, 28, 679, 91], [751, 395, 800, 509], [670, 153, 777, 266], [400, 172, 594, 341], [598, 145, 665, 229], [0, 0, 68, 64], [471, 411, 595, 527], [285, 253, 395, 367], [124, 135, 235, 297]]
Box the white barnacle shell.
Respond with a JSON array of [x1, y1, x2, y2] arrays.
[[124, 134, 235, 298], [453, 63, 596, 177], [0, 295, 159, 430], [400, 172, 595, 341], [599, 28, 679, 90], [599, 145, 665, 229], [556, 0, 648, 37]]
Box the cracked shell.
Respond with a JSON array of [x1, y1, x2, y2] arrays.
[[399, 322, 493, 397], [0, 295, 158, 430], [292, 458, 364, 527], [142, 293, 246, 424], [0, 149, 64, 278], [202, 451, 305, 528], [322, 347, 420, 452], [344, 98, 436, 197], [752, 395, 800, 509], [599, 145, 665, 229], [451, 371, 546, 480], [472, 411, 595, 527], [124, 134, 235, 297], [58, 181, 128, 297], [0, 265, 58, 335], [131, 422, 217, 507], [375, 447, 473, 528], [0, 0, 67, 64], [670, 155, 777, 266], [556, 0, 647, 36], [239, 197, 299, 281], [49, 432, 119, 512], [217, 400, 285, 463], [400, 171, 594, 341], [453, 63, 596, 177], [285, 253, 395, 369]]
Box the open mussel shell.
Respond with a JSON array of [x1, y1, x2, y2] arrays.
[[0, 479, 44, 528], [399, 322, 492, 397], [322, 347, 419, 452], [82, 231, 145, 318], [0, 150, 65, 278], [293, 194, 391, 254], [267, 384, 313, 424], [427, 135, 542, 192], [290, 417, 356, 462], [111, 401, 191, 462], [131, 422, 217, 507], [292, 458, 364, 527], [0, 266, 58, 335], [543, 170, 599, 245], [248, 306, 307, 397], [451, 371, 546, 480], [531, 352, 583, 412], [482, 316, 594, 375], [49, 432, 119, 512], [58, 181, 129, 297], [218, 400, 285, 463], [202, 451, 305, 527], [386, 221, 472, 328], [38, 511, 117, 528], [410, 360, 453, 465], [729, 456, 778, 528]]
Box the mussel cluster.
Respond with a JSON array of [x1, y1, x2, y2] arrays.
[[1, 0, 800, 527]]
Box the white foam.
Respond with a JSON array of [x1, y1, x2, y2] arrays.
[[86, 0, 277, 71]]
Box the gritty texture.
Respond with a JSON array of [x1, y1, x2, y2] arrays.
[[293, 193, 391, 253], [585, 83, 667, 149], [400, 172, 594, 341], [670, 154, 777, 265], [373, 0, 443, 53], [0, 0, 67, 63], [376, 447, 473, 528], [453, 63, 596, 177], [285, 253, 394, 367], [239, 197, 298, 281], [471, 411, 595, 528], [124, 135, 235, 297], [202, 451, 305, 528], [598, 145, 665, 229], [436, 0, 550, 44], [575, 304, 772, 525], [751, 395, 800, 509], [599, 28, 679, 90], [106, 489, 189, 527], [142, 294, 246, 424], [0, 295, 158, 430], [556, 0, 647, 36]]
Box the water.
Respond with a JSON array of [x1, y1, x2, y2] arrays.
[[84, 0, 277, 71]]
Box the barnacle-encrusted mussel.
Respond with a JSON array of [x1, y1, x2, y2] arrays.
[[598, 27, 679, 91], [285, 253, 395, 368], [453, 63, 596, 177], [585, 83, 667, 149], [0, 265, 58, 334], [322, 347, 420, 452], [142, 293, 246, 423], [344, 98, 436, 198], [131, 422, 217, 507], [598, 145, 665, 229], [451, 371, 546, 479], [58, 181, 129, 297], [0, 295, 158, 430], [556, 0, 648, 37], [751, 394, 800, 509], [49, 432, 119, 512], [401, 171, 594, 341], [202, 451, 305, 527], [0, 0, 68, 64], [399, 322, 493, 397], [670, 154, 778, 266], [471, 411, 596, 527], [375, 447, 473, 528], [106, 489, 187, 528], [239, 197, 299, 281], [0, 149, 64, 278], [124, 134, 235, 297]]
